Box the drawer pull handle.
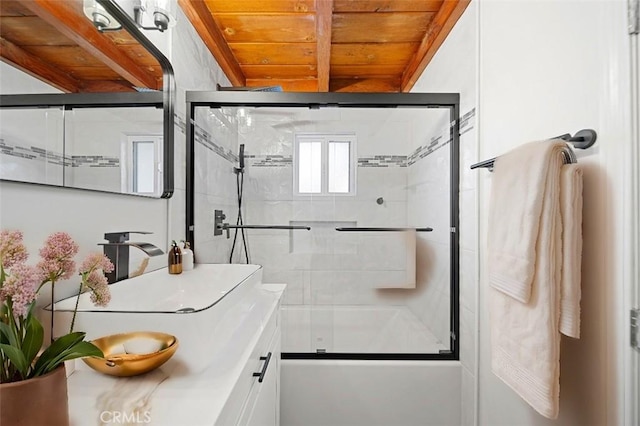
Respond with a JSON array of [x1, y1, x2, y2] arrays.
[[252, 352, 272, 383]]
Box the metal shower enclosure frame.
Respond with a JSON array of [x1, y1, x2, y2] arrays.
[[184, 91, 460, 361]]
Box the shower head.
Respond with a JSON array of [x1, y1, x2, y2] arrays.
[[235, 144, 245, 174]]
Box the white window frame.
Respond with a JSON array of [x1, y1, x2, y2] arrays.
[[121, 134, 162, 196], [293, 133, 356, 196]]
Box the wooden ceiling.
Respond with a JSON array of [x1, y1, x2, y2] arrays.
[[0, 0, 470, 94], [0, 0, 162, 93], [178, 0, 470, 92]]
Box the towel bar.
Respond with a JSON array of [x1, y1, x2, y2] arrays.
[[335, 227, 433, 232], [470, 129, 597, 171]]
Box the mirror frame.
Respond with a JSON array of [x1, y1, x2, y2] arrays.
[[0, 0, 175, 199]]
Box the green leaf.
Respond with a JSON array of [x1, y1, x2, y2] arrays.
[[22, 315, 44, 368], [0, 322, 18, 348], [33, 332, 86, 375], [0, 343, 28, 378], [39, 341, 104, 376]]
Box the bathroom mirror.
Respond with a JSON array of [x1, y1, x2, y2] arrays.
[[0, 0, 174, 198]]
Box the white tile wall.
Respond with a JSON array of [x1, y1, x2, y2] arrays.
[[411, 1, 478, 424]]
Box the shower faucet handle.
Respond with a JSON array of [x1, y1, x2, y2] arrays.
[[214, 210, 228, 237]]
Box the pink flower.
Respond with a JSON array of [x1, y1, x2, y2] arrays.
[[79, 252, 114, 275], [37, 232, 79, 283], [78, 252, 112, 308], [83, 270, 111, 307], [0, 264, 39, 317], [0, 230, 28, 269]]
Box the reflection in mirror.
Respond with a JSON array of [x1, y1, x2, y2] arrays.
[[0, 92, 165, 197], [64, 106, 162, 195], [0, 0, 174, 198], [0, 106, 64, 186]]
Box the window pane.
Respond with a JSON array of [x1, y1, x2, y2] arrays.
[[298, 141, 322, 193], [328, 141, 350, 193], [133, 141, 155, 193]]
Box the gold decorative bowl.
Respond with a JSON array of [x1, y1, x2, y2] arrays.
[[83, 331, 179, 377]]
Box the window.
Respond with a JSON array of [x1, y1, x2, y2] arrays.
[[122, 135, 162, 196], [294, 133, 356, 195], [132, 140, 155, 193]]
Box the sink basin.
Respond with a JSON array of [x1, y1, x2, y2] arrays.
[[50, 264, 266, 373]]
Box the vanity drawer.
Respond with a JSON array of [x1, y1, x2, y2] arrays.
[[216, 304, 280, 425]]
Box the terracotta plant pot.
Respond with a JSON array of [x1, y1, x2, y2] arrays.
[[0, 364, 69, 426]]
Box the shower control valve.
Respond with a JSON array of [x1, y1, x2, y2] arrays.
[[214, 210, 229, 238]]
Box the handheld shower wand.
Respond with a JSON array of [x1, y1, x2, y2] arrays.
[[235, 143, 245, 174], [230, 144, 249, 263]]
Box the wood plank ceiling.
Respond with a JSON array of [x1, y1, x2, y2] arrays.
[[0, 0, 162, 93], [179, 0, 471, 92]]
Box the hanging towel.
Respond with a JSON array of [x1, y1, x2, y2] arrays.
[[559, 164, 583, 338], [488, 139, 583, 419], [487, 140, 568, 303]]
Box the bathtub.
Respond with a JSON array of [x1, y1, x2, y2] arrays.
[[280, 305, 446, 354], [279, 305, 461, 426]]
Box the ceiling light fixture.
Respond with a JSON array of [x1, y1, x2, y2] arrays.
[[83, 0, 175, 33], [83, 0, 122, 31]]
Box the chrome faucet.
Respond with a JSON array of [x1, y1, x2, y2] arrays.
[[99, 231, 164, 283]]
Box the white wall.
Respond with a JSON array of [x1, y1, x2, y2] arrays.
[[477, 1, 630, 425], [411, 2, 478, 424]]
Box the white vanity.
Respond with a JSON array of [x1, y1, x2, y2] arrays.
[[52, 264, 284, 425]]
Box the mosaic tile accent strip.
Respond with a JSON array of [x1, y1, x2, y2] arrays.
[[70, 155, 119, 168], [1, 139, 120, 167], [245, 154, 292, 167], [357, 155, 407, 168], [175, 111, 239, 164], [408, 135, 446, 166], [1, 139, 67, 166], [193, 125, 238, 164], [174, 112, 186, 134], [407, 108, 475, 167], [183, 107, 475, 167], [182, 112, 239, 164], [459, 107, 476, 136]]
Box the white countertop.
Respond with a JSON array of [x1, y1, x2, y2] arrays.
[[67, 284, 285, 426]]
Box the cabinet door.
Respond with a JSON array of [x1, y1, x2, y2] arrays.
[[241, 332, 281, 426]]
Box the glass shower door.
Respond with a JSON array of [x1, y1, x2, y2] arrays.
[[185, 94, 460, 361]]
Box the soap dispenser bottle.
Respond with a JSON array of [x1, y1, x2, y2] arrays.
[[168, 240, 182, 274], [181, 241, 194, 271]]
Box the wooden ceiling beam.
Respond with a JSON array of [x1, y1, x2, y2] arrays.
[[0, 37, 81, 92], [178, 0, 245, 86], [19, 0, 159, 90], [400, 0, 470, 92], [246, 78, 318, 92], [330, 77, 401, 93], [316, 0, 333, 92], [80, 80, 134, 92]]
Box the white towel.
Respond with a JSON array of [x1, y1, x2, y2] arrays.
[[559, 164, 583, 338], [487, 140, 567, 303], [489, 140, 584, 419], [490, 157, 563, 418]]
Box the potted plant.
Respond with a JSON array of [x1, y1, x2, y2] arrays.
[[0, 230, 113, 425]]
